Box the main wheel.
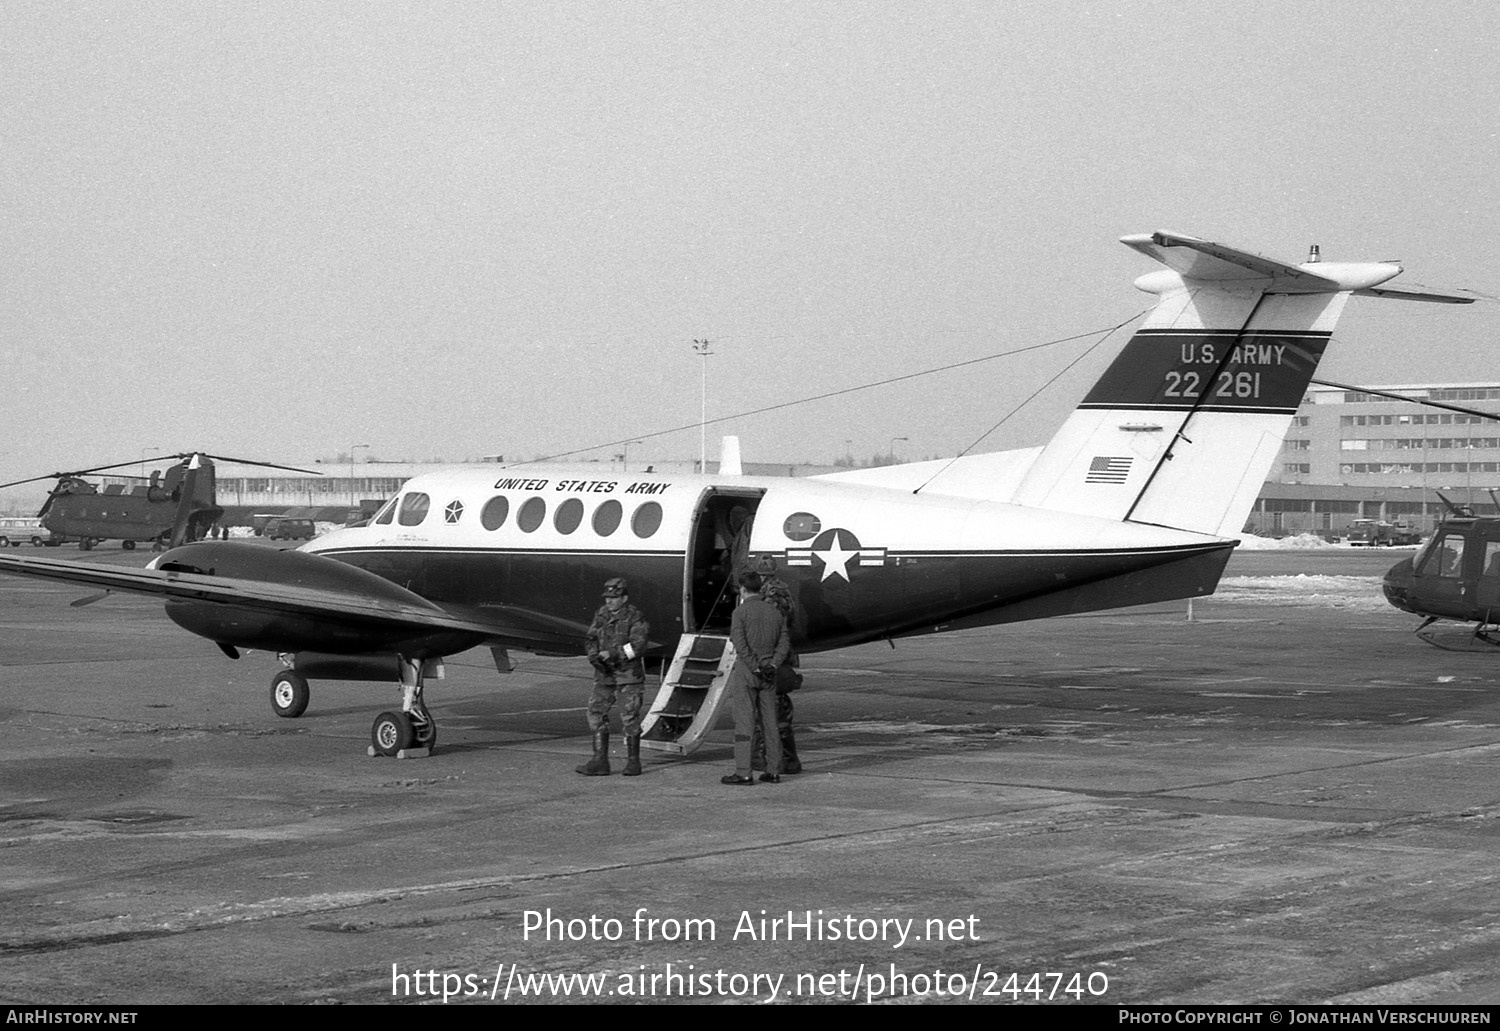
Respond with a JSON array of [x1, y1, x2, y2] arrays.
[[371, 710, 414, 756], [270, 671, 311, 719]]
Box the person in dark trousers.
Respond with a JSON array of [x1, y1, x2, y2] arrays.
[[751, 554, 802, 775], [723, 570, 789, 785], [578, 577, 650, 777]]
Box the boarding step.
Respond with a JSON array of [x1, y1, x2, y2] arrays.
[[641, 632, 736, 755]]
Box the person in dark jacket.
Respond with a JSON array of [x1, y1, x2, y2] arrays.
[[723, 570, 789, 785], [578, 577, 650, 777], [751, 554, 802, 775]]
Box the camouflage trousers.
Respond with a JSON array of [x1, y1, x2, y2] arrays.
[[751, 692, 798, 773], [587, 679, 644, 735]]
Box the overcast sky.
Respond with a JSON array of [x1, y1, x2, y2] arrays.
[[3, 1, 1497, 502]]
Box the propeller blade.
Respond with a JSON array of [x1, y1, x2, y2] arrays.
[[168, 455, 203, 548]]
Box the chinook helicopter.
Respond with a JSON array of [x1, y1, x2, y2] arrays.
[[0, 453, 318, 551]]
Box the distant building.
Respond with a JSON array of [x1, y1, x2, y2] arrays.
[[1251, 383, 1500, 536]]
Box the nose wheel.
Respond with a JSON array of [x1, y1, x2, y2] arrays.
[[270, 670, 311, 718]]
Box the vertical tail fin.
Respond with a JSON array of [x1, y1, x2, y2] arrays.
[[1012, 232, 1470, 537]]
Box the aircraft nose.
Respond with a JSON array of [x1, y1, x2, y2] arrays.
[[1382, 556, 1417, 612]]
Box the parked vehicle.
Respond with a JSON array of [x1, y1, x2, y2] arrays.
[[1346, 518, 1422, 547], [265, 518, 316, 541]]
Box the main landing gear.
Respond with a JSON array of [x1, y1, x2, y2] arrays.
[[268, 654, 439, 758], [369, 657, 437, 758]]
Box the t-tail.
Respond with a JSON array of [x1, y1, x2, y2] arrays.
[[1011, 231, 1472, 538]]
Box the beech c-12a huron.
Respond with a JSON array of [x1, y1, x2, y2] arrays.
[[0, 232, 1471, 758]]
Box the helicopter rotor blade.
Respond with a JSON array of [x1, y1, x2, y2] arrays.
[[1, 452, 323, 492], [179, 453, 324, 476], [1311, 379, 1500, 423]]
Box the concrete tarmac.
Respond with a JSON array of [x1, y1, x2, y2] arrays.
[[5, 545, 1500, 1005]]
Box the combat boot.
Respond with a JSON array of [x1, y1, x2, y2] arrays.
[[622, 733, 642, 777], [780, 725, 802, 775], [575, 730, 611, 776]]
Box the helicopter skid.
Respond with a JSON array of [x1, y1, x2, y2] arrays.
[[1415, 620, 1500, 652]]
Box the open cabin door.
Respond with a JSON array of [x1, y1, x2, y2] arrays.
[[682, 486, 766, 634], [642, 486, 765, 756]]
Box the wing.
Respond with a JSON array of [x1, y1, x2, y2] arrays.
[[0, 550, 590, 655]]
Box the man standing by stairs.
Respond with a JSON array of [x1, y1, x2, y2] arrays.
[[723, 570, 790, 785]]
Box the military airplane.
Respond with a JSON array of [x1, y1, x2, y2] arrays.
[[0, 453, 318, 550], [0, 231, 1472, 756]]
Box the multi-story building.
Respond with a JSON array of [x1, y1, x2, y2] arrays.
[[1252, 383, 1500, 536]]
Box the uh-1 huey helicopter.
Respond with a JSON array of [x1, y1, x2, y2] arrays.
[[0, 453, 319, 551], [1365, 386, 1500, 649]]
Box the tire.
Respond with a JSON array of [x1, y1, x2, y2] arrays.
[[270, 671, 310, 719], [0, 536, 8, 548], [30, 536, 42, 547], [371, 710, 414, 757], [122, 539, 136, 551]]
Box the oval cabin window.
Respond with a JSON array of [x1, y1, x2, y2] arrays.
[[554, 498, 584, 534], [480, 495, 509, 530], [592, 499, 623, 536], [631, 501, 663, 538], [517, 496, 547, 533]]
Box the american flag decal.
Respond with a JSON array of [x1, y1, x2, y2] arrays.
[[1085, 456, 1132, 484]]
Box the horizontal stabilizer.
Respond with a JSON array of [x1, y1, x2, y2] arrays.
[[1354, 285, 1475, 305], [1121, 231, 1341, 286], [1121, 231, 1407, 294]]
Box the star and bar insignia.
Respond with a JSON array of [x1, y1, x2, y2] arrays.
[[785, 527, 887, 582]]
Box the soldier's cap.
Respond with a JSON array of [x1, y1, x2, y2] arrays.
[[754, 554, 777, 574], [602, 577, 628, 597]]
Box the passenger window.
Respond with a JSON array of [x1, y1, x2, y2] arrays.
[[481, 496, 509, 531], [517, 496, 546, 533], [592, 499, 623, 536], [1484, 540, 1500, 578], [555, 498, 583, 534], [398, 492, 431, 526], [632, 501, 663, 538]]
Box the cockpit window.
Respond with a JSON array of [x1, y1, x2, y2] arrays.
[[373, 498, 398, 525], [398, 492, 431, 526], [1417, 533, 1464, 578]]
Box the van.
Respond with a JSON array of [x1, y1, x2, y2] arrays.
[[265, 518, 316, 541]]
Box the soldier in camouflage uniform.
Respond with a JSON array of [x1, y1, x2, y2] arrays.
[[577, 577, 651, 777], [750, 554, 802, 775]]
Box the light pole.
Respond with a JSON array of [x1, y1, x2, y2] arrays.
[[693, 339, 713, 473], [349, 443, 369, 506], [889, 436, 909, 464], [621, 439, 642, 473]]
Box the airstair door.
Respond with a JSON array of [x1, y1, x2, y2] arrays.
[[640, 632, 736, 755]]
